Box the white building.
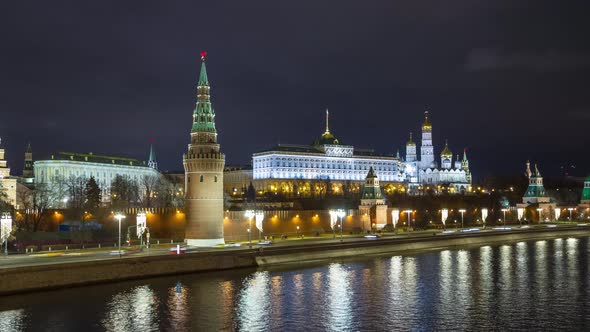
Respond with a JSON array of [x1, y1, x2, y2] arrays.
[[0, 139, 17, 208], [253, 110, 405, 184], [34, 150, 159, 203], [404, 111, 472, 193]]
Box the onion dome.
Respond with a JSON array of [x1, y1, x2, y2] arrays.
[[406, 132, 416, 146], [422, 110, 432, 132], [441, 139, 452, 158]]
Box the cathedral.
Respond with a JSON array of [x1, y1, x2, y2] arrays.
[[241, 110, 472, 197], [403, 111, 472, 193]]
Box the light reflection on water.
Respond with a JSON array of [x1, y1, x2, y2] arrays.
[[1, 237, 590, 331]]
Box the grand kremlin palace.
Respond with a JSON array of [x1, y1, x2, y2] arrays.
[[224, 111, 472, 197]]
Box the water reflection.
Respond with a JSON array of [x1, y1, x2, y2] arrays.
[[236, 271, 271, 331], [327, 263, 352, 332], [2, 237, 590, 331], [101, 286, 158, 332], [0, 309, 26, 332]]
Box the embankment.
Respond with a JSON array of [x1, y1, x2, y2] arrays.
[[1, 227, 588, 295]]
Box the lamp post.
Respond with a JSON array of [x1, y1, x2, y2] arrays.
[[329, 210, 338, 238], [458, 209, 466, 231], [404, 210, 413, 232], [337, 209, 346, 241], [1, 213, 12, 256], [391, 209, 400, 234], [568, 207, 574, 221], [296, 225, 300, 238], [537, 208, 543, 223], [501, 209, 507, 227], [481, 208, 488, 229], [244, 210, 255, 248], [136, 212, 147, 250], [114, 213, 125, 257]]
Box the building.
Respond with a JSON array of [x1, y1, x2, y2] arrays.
[[404, 111, 472, 193], [252, 110, 406, 197], [23, 142, 33, 179], [579, 175, 590, 210], [359, 167, 388, 230], [517, 161, 555, 221], [0, 139, 17, 208], [183, 52, 226, 246], [34, 149, 159, 203]]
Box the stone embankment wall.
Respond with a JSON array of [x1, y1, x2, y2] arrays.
[[1, 228, 588, 295]]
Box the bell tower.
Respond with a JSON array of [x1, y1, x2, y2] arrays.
[[183, 52, 226, 246]]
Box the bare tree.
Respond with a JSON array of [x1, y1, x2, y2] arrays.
[[111, 175, 139, 210], [139, 174, 160, 208], [18, 183, 56, 232]]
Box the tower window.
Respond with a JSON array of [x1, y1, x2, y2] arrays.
[[214, 175, 218, 182], [200, 175, 204, 182]]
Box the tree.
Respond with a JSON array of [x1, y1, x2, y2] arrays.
[[111, 175, 139, 210], [85, 176, 101, 212], [18, 183, 55, 232], [139, 174, 160, 208], [65, 176, 89, 245]]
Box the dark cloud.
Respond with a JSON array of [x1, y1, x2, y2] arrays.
[[465, 48, 590, 72], [1, 0, 590, 178]]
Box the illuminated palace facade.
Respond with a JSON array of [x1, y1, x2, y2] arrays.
[[251, 111, 405, 196], [237, 110, 472, 197]]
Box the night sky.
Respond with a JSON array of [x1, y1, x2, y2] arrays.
[[1, 1, 589, 180]]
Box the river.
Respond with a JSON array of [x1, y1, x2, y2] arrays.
[[1, 236, 589, 331]]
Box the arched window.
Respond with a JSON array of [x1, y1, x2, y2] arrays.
[[200, 175, 204, 182]]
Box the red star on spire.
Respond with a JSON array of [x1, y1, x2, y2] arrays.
[[200, 51, 207, 61]]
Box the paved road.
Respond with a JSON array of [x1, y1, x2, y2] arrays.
[[1, 224, 587, 269]]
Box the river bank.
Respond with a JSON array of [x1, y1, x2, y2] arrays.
[[1, 226, 589, 296]]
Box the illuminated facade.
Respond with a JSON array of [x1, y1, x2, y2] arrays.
[[183, 52, 226, 246], [0, 139, 17, 208], [252, 110, 406, 195], [34, 150, 159, 203], [404, 111, 472, 193]]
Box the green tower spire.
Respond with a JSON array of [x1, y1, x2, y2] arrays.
[[192, 51, 217, 133]]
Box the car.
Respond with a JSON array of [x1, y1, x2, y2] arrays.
[[169, 245, 187, 254], [109, 250, 126, 256], [224, 243, 241, 248], [258, 240, 273, 245], [364, 234, 380, 240]]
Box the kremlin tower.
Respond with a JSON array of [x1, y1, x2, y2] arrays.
[[420, 111, 434, 169], [183, 52, 226, 246]]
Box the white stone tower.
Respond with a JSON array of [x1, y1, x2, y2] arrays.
[[183, 52, 226, 246], [420, 111, 434, 169], [405, 132, 417, 162]]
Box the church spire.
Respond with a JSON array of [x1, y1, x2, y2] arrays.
[[192, 51, 216, 133], [325, 108, 330, 134], [148, 139, 158, 170]]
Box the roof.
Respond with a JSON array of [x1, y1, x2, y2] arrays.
[[255, 144, 392, 158], [441, 141, 452, 157], [50, 152, 146, 167]]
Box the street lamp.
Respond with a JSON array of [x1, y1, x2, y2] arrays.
[[337, 209, 346, 241], [537, 208, 543, 223], [136, 212, 147, 250], [391, 209, 400, 234], [296, 225, 300, 238], [568, 207, 574, 221], [458, 209, 466, 231], [244, 210, 255, 248], [1, 213, 12, 256], [481, 208, 488, 229], [329, 210, 338, 238], [114, 213, 125, 257], [404, 210, 413, 232], [501, 209, 507, 227]]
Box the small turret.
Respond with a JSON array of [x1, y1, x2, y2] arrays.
[[440, 139, 452, 169], [406, 132, 417, 162]]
